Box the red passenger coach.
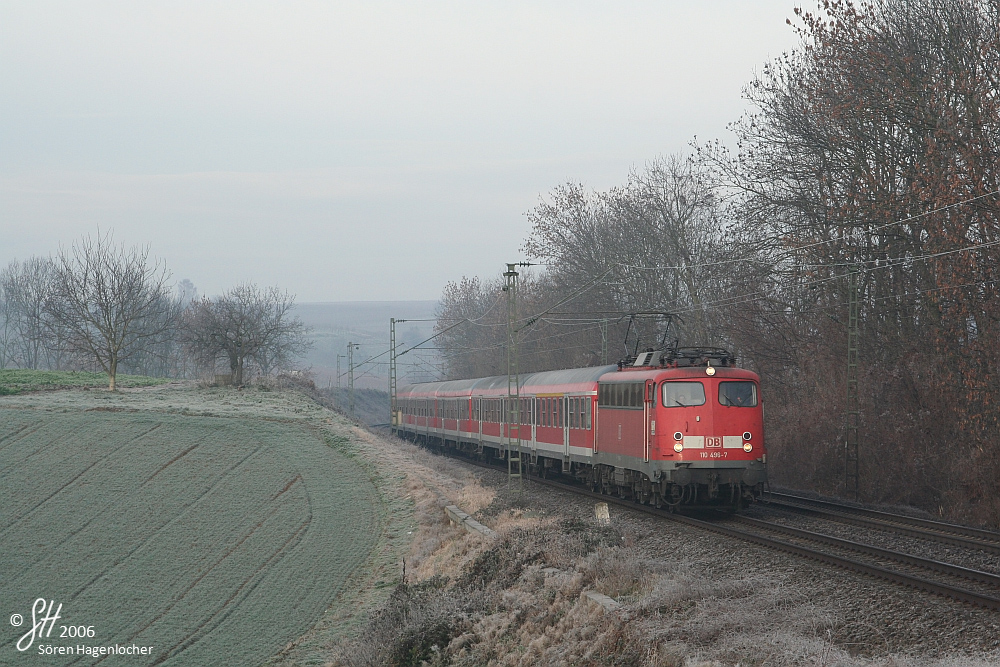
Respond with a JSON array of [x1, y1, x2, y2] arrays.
[[394, 347, 767, 509]]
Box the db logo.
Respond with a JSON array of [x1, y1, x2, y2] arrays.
[[706, 437, 722, 448]]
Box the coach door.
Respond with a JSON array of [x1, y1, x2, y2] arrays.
[[644, 381, 655, 462], [563, 396, 570, 460]]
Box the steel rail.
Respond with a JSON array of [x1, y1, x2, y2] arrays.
[[729, 515, 1000, 588], [524, 475, 1000, 611], [771, 492, 1000, 543], [425, 449, 1000, 611], [767, 499, 1000, 555]]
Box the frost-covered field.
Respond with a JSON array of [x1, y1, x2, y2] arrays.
[[0, 384, 384, 666]]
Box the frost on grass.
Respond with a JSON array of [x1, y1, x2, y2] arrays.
[[328, 434, 1000, 667], [0, 387, 381, 667]]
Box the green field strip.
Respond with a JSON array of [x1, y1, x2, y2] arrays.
[[1, 425, 272, 611], [58, 444, 308, 664], [1, 419, 217, 579], [0, 417, 96, 479], [156, 424, 381, 667], [0, 408, 382, 667], [1, 439, 281, 661], [0, 415, 46, 453], [52, 444, 297, 641], [120, 491, 311, 664], [154, 518, 312, 665], [0, 417, 165, 532], [0, 369, 170, 393]]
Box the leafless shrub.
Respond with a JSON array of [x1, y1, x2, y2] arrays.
[[181, 283, 311, 385]]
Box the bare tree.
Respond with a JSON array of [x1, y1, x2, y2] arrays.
[[0, 292, 13, 369], [118, 293, 185, 378], [1, 257, 59, 369], [45, 233, 175, 390], [181, 283, 311, 385], [694, 0, 1000, 518], [520, 155, 727, 352]]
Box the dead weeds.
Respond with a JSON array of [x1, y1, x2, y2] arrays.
[[326, 433, 1000, 667]]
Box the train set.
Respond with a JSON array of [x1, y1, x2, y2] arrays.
[[393, 347, 767, 509]]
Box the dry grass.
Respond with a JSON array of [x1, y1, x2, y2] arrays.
[[325, 434, 1000, 667]]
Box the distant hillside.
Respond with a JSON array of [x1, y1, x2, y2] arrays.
[[292, 301, 440, 390], [313, 387, 390, 427]]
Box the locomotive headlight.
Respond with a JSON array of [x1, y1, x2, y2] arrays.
[[743, 431, 752, 440], [673, 431, 683, 441], [743, 442, 753, 453], [673, 442, 684, 453], [706, 366, 716, 376]]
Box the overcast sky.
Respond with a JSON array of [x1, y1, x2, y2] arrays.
[[1, 1, 800, 302]]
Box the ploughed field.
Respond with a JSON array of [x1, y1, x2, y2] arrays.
[[0, 385, 380, 666]]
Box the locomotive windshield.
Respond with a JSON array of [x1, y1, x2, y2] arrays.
[[661, 382, 706, 407], [719, 381, 758, 407]]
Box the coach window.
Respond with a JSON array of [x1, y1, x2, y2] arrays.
[[662, 382, 706, 408], [585, 399, 592, 429], [719, 381, 758, 407]]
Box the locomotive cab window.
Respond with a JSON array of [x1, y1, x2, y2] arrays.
[[719, 381, 757, 407], [662, 382, 706, 408]]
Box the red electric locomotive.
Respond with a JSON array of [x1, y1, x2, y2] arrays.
[[394, 347, 767, 509]]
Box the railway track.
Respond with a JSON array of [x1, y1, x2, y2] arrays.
[[441, 450, 1000, 611], [766, 493, 1000, 556]]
